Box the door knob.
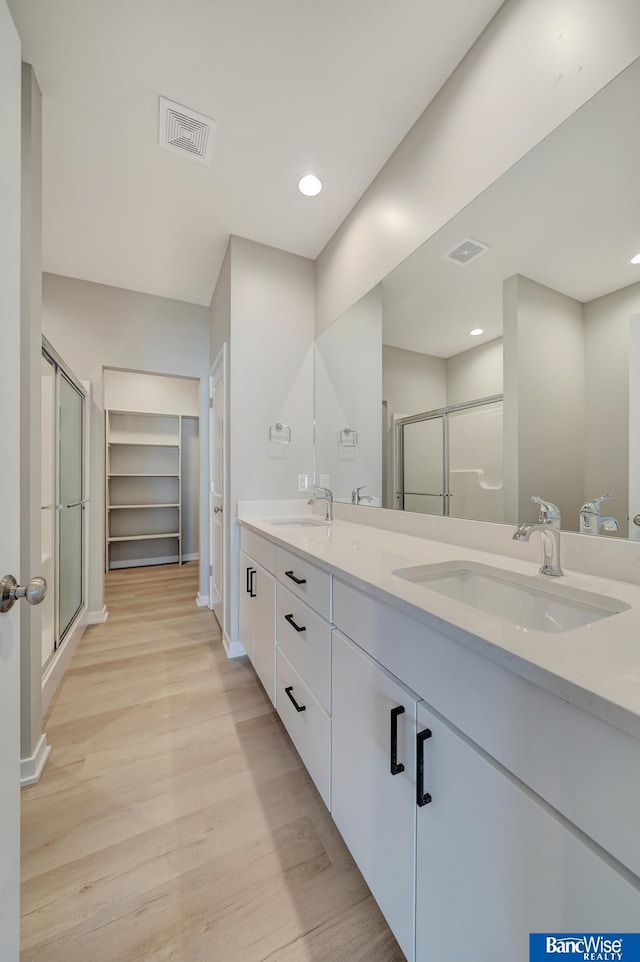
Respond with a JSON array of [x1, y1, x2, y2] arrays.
[[634, 515, 640, 526], [214, 506, 223, 514], [0, 575, 48, 614]]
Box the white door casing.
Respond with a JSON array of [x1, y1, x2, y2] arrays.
[[629, 313, 640, 540], [210, 344, 227, 634], [0, 2, 24, 957]]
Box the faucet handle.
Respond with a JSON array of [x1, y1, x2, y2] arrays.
[[592, 493, 612, 507], [531, 496, 561, 524]]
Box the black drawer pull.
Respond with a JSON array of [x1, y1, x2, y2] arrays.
[[417, 728, 432, 807], [390, 706, 405, 775], [284, 685, 306, 712], [246, 566, 252, 595], [285, 570, 307, 585], [284, 613, 306, 632]]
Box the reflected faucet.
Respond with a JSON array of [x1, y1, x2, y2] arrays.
[[579, 494, 620, 536], [351, 485, 375, 505], [308, 485, 333, 522], [513, 496, 563, 577]]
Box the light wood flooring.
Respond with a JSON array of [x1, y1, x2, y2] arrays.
[[21, 563, 403, 961]]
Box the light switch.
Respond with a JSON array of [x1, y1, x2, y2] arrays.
[[298, 474, 309, 493]]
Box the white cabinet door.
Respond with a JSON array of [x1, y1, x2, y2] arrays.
[[415, 704, 640, 962], [332, 631, 417, 962], [252, 562, 275, 705], [238, 550, 255, 662]]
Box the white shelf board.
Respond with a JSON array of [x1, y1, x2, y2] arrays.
[[108, 473, 180, 478], [108, 533, 180, 542], [108, 503, 180, 510], [108, 441, 180, 448], [107, 409, 180, 418]]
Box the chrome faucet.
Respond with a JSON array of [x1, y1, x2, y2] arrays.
[[308, 485, 333, 521], [513, 496, 563, 577], [351, 485, 375, 505], [579, 494, 620, 536]]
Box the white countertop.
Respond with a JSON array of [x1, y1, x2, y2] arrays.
[[239, 514, 640, 742]]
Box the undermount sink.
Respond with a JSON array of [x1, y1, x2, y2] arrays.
[[392, 561, 630, 633], [265, 517, 329, 528]]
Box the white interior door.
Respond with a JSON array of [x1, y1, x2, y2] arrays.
[[0, 3, 24, 957], [210, 345, 227, 632], [629, 313, 640, 540]]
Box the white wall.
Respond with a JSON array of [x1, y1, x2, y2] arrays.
[[383, 345, 446, 416], [41, 273, 210, 612], [229, 237, 315, 506], [315, 0, 640, 334], [104, 368, 199, 416], [503, 275, 585, 529], [583, 282, 640, 535], [210, 236, 316, 646], [315, 287, 383, 502], [446, 337, 503, 406]]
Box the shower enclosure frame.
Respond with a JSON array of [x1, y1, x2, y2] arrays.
[[42, 338, 89, 666], [394, 394, 503, 516]]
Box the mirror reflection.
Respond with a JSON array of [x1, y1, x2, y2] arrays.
[[314, 56, 640, 538]]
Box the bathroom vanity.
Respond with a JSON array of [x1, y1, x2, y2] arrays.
[[237, 514, 640, 962]]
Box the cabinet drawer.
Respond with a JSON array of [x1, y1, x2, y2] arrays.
[[276, 648, 331, 808], [276, 584, 331, 713], [334, 577, 640, 879], [276, 547, 331, 621], [241, 527, 276, 573]]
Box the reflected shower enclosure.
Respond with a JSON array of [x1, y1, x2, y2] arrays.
[[394, 396, 503, 522]]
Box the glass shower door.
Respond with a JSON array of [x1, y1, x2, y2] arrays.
[[399, 416, 445, 515], [57, 372, 84, 640]]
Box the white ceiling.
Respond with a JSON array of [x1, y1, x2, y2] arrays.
[[9, 0, 505, 306], [382, 56, 640, 358]]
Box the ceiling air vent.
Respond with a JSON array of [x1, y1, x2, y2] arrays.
[[159, 97, 216, 164], [443, 237, 491, 267]]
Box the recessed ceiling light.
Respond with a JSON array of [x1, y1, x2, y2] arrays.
[[631, 252, 640, 264], [470, 328, 484, 336], [298, 174, 322, 197]]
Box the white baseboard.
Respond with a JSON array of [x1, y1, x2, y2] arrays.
[[87, 605, 109, 624], [42, 612, 86, 715], [222, 631, 246, 659], [109, 552, 199, 570], [196, 592, 209, 608], [20, 733, 51, 787]]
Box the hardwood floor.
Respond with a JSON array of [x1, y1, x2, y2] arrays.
[[21, 563, 403, 962]]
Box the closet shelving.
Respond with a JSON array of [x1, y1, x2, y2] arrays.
[[105, 410, 184, 570]]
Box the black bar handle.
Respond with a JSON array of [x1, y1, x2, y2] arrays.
[[285, 570, 307, 585], [284, 685, 306, 712], [390, 706, 405, 775], [249, 568, 256, 598], [246, 566, 251, 595], [284, 613, 306, 633], [416, 728, 432, 807]]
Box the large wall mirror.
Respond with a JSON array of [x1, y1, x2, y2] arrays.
[[315, 56, 640, 538]]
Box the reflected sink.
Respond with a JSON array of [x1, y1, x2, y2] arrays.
[[392, 561, 630, 633], [265, 517, 329, 528]]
